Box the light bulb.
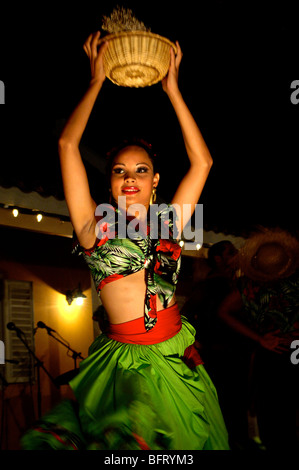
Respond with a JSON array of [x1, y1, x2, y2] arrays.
[[75, 297, 84, 306], [36, 213, 43, 222], [12, 208, 19, 217]]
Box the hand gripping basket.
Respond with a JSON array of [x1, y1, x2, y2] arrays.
[[99, 31, 177, 88]]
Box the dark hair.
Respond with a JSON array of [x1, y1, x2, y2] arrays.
[[105, 137, 159, 177]]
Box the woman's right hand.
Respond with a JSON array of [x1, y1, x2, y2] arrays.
[[83, 31, 109, 83]]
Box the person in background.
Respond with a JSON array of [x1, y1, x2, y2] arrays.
[[181, 240, 239, 353], [181, 240, 252, 449], [218, 227, 299, 450]]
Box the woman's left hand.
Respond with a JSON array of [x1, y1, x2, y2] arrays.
[[260, 330, 291, 354], [162, 41, 182, 96]]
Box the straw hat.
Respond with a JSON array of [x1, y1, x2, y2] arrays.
[[238, 227, 299, 282]]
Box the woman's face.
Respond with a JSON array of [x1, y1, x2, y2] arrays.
[[110, 145, 160, 212]]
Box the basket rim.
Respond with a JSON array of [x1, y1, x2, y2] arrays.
[[99, 30, 177, 54]]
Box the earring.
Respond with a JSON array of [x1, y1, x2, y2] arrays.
[[150, 187, 156, 205]]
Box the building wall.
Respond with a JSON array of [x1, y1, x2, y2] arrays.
[[0, 226, 94, 449]]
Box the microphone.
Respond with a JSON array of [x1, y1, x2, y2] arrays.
[[37, 321, 56, 334], [6, 322, 24, 336]]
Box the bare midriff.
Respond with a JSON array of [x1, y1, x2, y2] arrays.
[[100, 270, 176, 324]]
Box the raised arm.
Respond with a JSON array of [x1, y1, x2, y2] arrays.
[[58, 32, 108, 248], [162, 43, 213, 232]]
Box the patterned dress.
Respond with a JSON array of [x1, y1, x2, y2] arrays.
[[239, 271, 299, 338], [238, 271, 299, 450]]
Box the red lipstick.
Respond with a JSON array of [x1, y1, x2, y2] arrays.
[[122, 186, 140, 194]]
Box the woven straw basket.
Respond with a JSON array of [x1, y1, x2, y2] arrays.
[[99, 31, 177, 88]]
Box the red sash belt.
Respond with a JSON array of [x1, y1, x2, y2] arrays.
[[107, 303, 182, 344], [107, 303, 204, 368]]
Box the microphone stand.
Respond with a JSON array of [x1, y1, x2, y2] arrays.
[[12, 330, 59, 419], [46, 330, 84, 370], [0, 360, 20, 449], [0, 371, 8, 450]]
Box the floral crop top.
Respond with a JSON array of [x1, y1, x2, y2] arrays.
[[73, 204, 182, 331]]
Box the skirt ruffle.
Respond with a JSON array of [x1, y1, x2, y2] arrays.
[[21, 316, 229, 450]]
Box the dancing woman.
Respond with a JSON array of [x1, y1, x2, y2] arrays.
[[22, 32, 229, 450]]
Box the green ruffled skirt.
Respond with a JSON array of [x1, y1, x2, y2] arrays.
[[21, 317, 229, 450]]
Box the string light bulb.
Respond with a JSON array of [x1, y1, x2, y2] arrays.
[[12, 208, 19, 217], [36, 213, 43, 222]]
